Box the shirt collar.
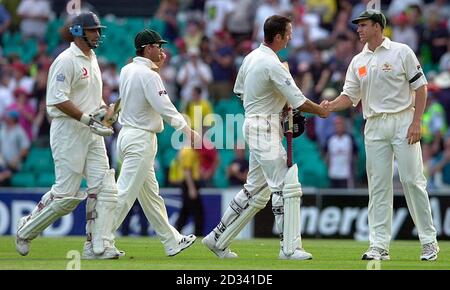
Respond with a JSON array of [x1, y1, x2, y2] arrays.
[[70, 42, 96, 58], [259, 43, 279, 59], [363, 37, 391, 53], [133, 56, 159, 69]]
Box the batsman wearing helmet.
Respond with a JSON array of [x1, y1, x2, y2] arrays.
[[202, 15, 329, 260], [15, 12, 122, 259]]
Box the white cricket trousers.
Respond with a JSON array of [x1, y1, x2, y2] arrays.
[[113, 126, 182, 249], [50, 118, 110, 198], [364, 108, 437, 250], [243, 115, 288, 193]]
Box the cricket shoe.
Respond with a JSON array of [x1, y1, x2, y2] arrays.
[[110, 241, 126, 257], [15, 216, 30, 256], [202, 232, 238, 259], [420, 242, 439, 261], [82, 241, 119, 260], [361, 247, 390, 261], [279, 248, 313, 260], [166, 234, 196, 257]]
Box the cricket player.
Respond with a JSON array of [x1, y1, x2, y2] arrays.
[[111, 29, 200, 256], [202, 15, 329, 260], [322, 10, 439, 261], [15, 12, 122, 259]]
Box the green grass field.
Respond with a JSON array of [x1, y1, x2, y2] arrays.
[[0, 236, 448, 270]]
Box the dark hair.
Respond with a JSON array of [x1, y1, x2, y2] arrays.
[[263, 15, 292, 43], [136, 47, 145, 56]]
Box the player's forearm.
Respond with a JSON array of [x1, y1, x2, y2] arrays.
[[297, 99, 328, 117], [328, 95, 353, 112], [412, 85, 427, 125], [54, 100, 84, 121]]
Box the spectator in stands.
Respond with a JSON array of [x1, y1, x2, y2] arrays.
[[0, 110, 30, 174], [422, 6, 449, 67], [0, 69, 14, 119], [226, 0, 256, 43], [155, 0, 180, 42], [159, 51, 178, 103], [387, 0, 424, 19], [0, 0, 11, 46], [392, 12, 419, 53], [439, 38, 450, 73], [183, 20, 203, 51], [174, 141, 204, 236], [253, 0, 285, 43], [208, 31, 235, 103], [7, 87, 36, 141], [424, 0, 450, 24], [203, 0, 235, 39], [288, 2, 310, 52], [176, 46, 212, 107], [306, 0, 337, 31], [16, 0, 52, 40], [199, 126, 219, 188], [324, 115, 358, 188], [300, 49, 331, 103], [422, 86, 447, 145], [185, 86, 214, 132], [227, 148, 249, 186], [10, 62, 34, 94], [429, 134, 450, 189]]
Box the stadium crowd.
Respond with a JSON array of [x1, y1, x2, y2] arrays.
[[0, 0, 450, 190]]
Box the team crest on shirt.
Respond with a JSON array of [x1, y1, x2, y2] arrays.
[[285, 78, 291, 86], [381, 62, 393, 72], [56, 73, 65, 82], [81, 67, 89, 79]]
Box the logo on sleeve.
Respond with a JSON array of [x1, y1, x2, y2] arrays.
[[56, 73, 65, 82], [358, 66, 367, 77], [285, 78, 291, 86], [158, 90, 167, 96]]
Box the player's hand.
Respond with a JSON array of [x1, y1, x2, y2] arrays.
[[155, 51, 167, 68], [407, 121, 422, 144], [183, 126, 202, 148], [320, 100, 330, 111], [90, 121, 114, 137]]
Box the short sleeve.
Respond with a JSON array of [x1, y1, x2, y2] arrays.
[[269, 62, 306, 108], [46, 57, 73, 106], [342, 58, 361, 106], [403, 46, 427, 91]]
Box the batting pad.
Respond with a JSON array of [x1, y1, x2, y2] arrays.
[[216, 187, 271, 250], [282, 164, 303, 256], [91, 169, 118, 254], [18, 191, 86, 240]]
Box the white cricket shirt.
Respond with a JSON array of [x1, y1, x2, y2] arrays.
[[46, 42, 103, 118], [118, 57, 187, 133], [234, 44, 307, 116], [342, 37, 427, 119]]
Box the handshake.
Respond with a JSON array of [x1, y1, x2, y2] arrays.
[[80, 99, 121, 137]]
